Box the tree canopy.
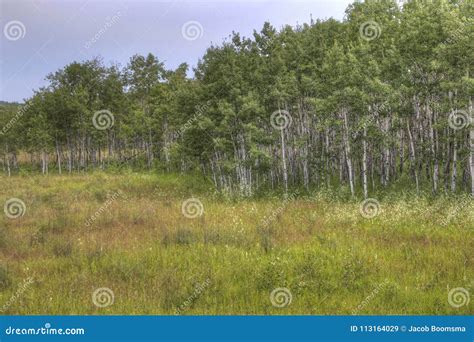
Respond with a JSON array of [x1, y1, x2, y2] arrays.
[[1, 0, 473, 197]]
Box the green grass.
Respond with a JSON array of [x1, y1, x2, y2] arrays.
[[0, 172, 473, 315]]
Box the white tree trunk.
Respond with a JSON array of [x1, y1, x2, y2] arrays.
[[451, 138, 457, 192], [342, 108, 354, 196], [280, 127, 288, 195], [407, 120, 419, 194], [470, 129, 474, 196], [470, 96, 474, 195], [362, 126, 368, 199]]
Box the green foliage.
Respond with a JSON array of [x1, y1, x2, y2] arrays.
[[1, 0, 472, 198]]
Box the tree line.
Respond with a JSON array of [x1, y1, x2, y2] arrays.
[[0, 0, 473, 197]]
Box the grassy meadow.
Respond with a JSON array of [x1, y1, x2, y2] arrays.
[[0, 172, 473, 315]]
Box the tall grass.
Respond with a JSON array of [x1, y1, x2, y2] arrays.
[[0, 173, 473, 314]]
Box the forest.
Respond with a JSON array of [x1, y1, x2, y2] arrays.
[[1, 0, 473, 316], [0, 0, 473, 198]]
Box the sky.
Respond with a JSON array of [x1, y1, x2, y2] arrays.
[[0, 0, 353, 103]]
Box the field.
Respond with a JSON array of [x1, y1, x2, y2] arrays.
[[0, 172, 473, 315]]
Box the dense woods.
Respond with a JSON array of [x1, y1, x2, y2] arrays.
[[1, 0, 473, 197]]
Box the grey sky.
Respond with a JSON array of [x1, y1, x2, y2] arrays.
[[0, 0, 353, 103]]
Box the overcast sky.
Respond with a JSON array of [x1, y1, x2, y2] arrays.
[[0, 0, 353, 103]]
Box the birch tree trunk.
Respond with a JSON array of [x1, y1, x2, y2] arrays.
[[280, 127, 288, 195], [451, 137, 457, 192], [407, 120, 419, 194], [362, 126, 368, 199], [428, 104, 439, 193], [5, 144, 11, 177], [470, 129, 474, 196], [342, 108, 354, 196], [383, 117, 390, 186], [56, 139, 62, 175], [469, 96, 474, 195]]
